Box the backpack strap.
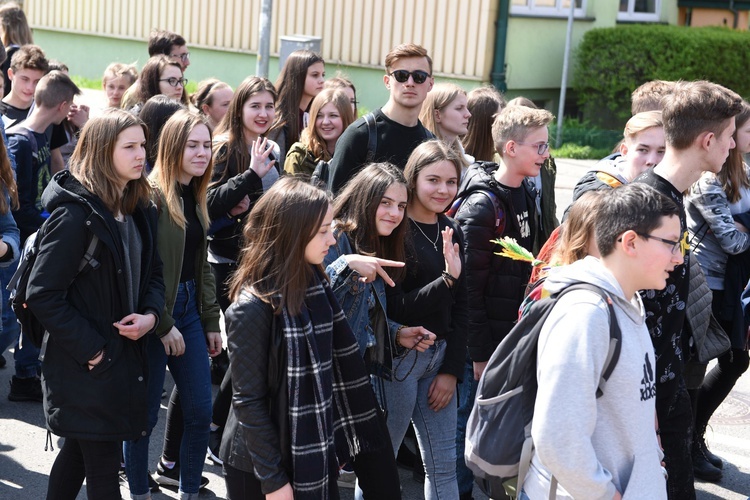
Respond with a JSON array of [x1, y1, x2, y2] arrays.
[[553, 282, 622, 397], [78, 234, 100, 272], [364, 112, 377, 162]]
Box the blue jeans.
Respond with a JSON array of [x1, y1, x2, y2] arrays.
[[383, 340, 459, 500], [456, 352, 478, 495], [124, 281, 212, 497], [0, 261, 40, 378]]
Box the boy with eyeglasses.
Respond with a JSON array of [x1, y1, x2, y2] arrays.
[[633, 80, 743, 500], [148, 29, 190, 71], [521, 182, 681, 500], [328, 43, 435, 193]]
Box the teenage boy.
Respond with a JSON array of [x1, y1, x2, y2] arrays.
[[634, 80, 742, 499], [148, 29, 190, 71], [328, 43, 434, 193], [523, 182, 681, 499], [0, 45, 69, 175], [452, 104, 553, 499], [4, 70, 80, 402]]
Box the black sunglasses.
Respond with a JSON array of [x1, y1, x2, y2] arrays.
[[389, 70, 431, 84]]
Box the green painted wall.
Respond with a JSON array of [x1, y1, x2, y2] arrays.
[[34, 29, 482, 115], [503, 0, 679, 111]]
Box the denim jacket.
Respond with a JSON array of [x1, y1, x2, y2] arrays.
[[324, 230, 400, 379]]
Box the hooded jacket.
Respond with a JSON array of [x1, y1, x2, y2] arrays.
[[26, 170, 165, 441], [524, 257, 665, 500], [453, 162, 537, 362]]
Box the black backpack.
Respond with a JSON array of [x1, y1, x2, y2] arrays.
[[465, 282, 622, 499], [310, 112, 378, 188], [6, 223, 100, 356]]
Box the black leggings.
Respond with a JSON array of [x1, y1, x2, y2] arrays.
[[223, 463, 266, 500], [47, 438, 121, 500], [695, 348, 750, 429]]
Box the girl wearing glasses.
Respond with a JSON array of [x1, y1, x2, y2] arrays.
[[384, 140, 467, 499], [269, 50, 326, 162], [284, 88, 354, 177], [419, 83, 474, 170], [129, 55, 189, 114], [686, 100, 750, 480]]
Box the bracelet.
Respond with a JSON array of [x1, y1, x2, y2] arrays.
[[395, 325, 407, 348], [442, 271, 457, 288], [88, 348, 106, 368]]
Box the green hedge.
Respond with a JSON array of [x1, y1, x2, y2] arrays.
[[574, 25, 750, 126]]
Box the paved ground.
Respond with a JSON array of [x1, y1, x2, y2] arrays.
[[0, 138, 748, 498]]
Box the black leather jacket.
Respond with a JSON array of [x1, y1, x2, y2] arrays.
[[220, 289, 291, 494]]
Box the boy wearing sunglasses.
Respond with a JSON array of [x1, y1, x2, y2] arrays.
[[633, 80, 742, 500], [329, 43, 435, 193]]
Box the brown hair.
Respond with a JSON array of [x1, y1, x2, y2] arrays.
[[69, 109, 152, 215], [419, 82, 468, 158], [300, 88, 355, 161], [269, 50, 325, 146], [404, 140, 463, 200], [136, 55, 188, 106], [325, 75, 357, 115], [662, 80, 743, 150], [230, 176, 332, 315], [492, 105, 554, 157], [151, 110, 212, 227], [34, 70, 81, 109], [0, 3, 32, 47], [333, 163, 408, 283], [550, 191, 605, 266], [631, 80, 675, 115], [462, 86, 505, 162], [384, 43, 432, 74], [191, 79, 231, 115], [148, 29, 186, 57], [213, 76, 277, 182], [9, 44, 47, 73], [716, 100, 750, 203]]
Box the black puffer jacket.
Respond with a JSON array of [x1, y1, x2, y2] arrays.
[[220, 289, 290, 494], [453, 162, 537, 362], [26, 171, 164, 441]]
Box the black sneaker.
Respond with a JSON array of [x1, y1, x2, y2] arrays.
[[207, 429, 223, 466], [696, 433, 723, 469], [154, 460, 209, 489], [8, 376, 43, 402], [119, 467, 160, 493]]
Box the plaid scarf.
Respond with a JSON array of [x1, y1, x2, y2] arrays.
[[280, 269, 382, 499]]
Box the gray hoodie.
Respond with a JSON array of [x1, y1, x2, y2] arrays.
[[523, 256, 666, 500]]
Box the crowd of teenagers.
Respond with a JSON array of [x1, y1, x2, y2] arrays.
[[0, 4, 748, 499]]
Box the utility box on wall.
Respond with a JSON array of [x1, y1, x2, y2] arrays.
[[279, 35, 322, 68]]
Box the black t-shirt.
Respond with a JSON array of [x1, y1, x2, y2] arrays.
[[502, 183, 532, 252], [179, 183, 203, 283], [328, 108, 433, 193], [634, 168, 690, 402]]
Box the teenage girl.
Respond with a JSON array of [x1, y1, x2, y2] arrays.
[[462, 86, 505, 162], [284, 88, 354, 176], [124, 110, 222, 498], [0, 133, 20, 369], [686, 101, 750, 479], [27, 109, 164, 499], [419, 83, 473, 167], [221, 176, 386, 500], [385, 140, 468, 499], [128, 55, 189, 114], [268, 50, 325, 161], [139, 95, 186, 172], [192, 79, 233, 131], [102, 62, 138, 109]]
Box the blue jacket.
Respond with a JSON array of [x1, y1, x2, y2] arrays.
[[324, 230, 399, 379]]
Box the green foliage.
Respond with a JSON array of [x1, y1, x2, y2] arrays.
[[574, 25, 750, 126], [551, 143, 611, 160], [550, 117, 621, 151], [71, 75, 102, 90]]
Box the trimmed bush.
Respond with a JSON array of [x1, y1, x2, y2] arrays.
[[551, 143, 612, 160], [574, 25, 750, 127]]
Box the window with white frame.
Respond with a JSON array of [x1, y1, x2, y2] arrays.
[[618, 0, 661, 22], [510, 0, 586, 17]]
